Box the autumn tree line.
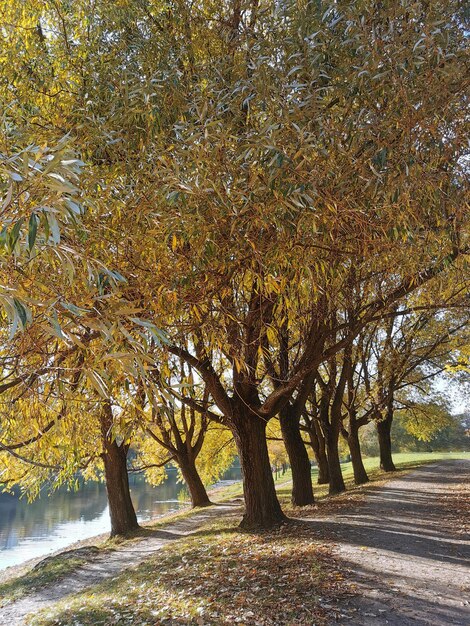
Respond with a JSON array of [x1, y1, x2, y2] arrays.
[[0, 0, 468, 534]]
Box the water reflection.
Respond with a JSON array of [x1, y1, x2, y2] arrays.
[[0, 466, 241, 573], [0, 472, 185, 572]]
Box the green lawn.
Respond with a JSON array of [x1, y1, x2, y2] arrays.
[[215, 450, 470, 502]]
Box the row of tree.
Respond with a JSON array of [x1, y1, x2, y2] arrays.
[[0, 0, 468, 534]]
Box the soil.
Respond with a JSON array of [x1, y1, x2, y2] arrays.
[[319, 460, 470, 625]]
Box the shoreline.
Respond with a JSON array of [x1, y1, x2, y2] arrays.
[[0, 502, 186, 583], [0, 478, 241, 584], [1, 451, 467, 584]]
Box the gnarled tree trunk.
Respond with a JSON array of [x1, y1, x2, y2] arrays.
[[326, 425, 345, 495], [377, 406, 396, 472], [100, 405, 139, 537], [233, 414, 286, 529], [280, 407, 314, 506], [178, 454, 212, 507], [309, 420, 330, 484], [347, 425, 369, 485], [319, 388, 345, 495]]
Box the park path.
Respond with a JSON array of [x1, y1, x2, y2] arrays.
[[1, 462, 468, 625], [0, 502, 241, 625], [321, 460, 470, 625]]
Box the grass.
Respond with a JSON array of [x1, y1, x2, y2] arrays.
[[29, 517, 335, 626], [0, 547, 102, 608], [215, 450, 470, 504], [6, 450, 470, 625], [332, 450, 470, 484], [212, 466, 294, 501]]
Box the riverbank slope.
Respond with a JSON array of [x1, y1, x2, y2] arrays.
[[0, 452, 468, 625]]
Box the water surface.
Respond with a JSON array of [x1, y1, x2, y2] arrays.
[[0, 472, 185, 573]]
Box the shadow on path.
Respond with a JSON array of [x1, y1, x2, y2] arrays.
[[299, 460, 470, 626]]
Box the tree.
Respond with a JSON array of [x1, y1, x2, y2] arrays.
[[0, 327, 143, 536], [99, 401, 139, 536], [135, 390, 235, 508], [341, 340, 371, 485], [310, 352, 349, 495], [302, 411, 330, 485], [142, 0, 468, 524], [1, 0, 468, 531], [358, 307, 469, 471]]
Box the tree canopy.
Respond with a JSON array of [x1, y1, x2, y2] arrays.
[[0, 0, 468, 531]]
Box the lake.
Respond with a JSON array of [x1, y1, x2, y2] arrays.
[[0, 466, 241, 573]]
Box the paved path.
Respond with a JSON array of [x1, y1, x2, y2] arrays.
[[324, 460, 470, 625], [0, 503, 240, 625]]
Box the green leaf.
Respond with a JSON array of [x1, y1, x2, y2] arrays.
[[13, 297, 28, 327], [8, 218, 24, 251], [47, 214, 61, 244], [66, 198, 82, 215], [62, 301, 91, 316], [47, 312, 65, 339], [42, 211, 50, 241], [0, 226, 8, 248], [28, 213, 39, 251], [372, 147, 388, 169], [85, 369, 109, 399]]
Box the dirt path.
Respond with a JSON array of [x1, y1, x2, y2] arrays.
[[323, 460, 470, 625], [1, 462, 468, 626], [0, 502, 240, 625]]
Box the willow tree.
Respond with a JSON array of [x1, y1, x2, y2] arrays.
[[0, 1, 163, 535], [135, 415, 235, 507], [0, 324, 143, 536], [0, 139, 142, 535], [363, 307, 470, 471], [1, 0, 468, 530], [139, 0, 468, 527], [134, 372, 235, 508]]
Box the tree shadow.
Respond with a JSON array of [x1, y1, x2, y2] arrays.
[[293, 460, 470, 625], [329, 555, 470, 626], [31, 533, 330, 625], [295, 493, 469, 568]]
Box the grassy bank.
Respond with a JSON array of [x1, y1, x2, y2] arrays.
[[0, 548, 105, 608], [2, 451, 468, 624], [29, 517, 335, 626], [215, 450, 470, 502]]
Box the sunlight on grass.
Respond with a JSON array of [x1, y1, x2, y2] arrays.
[[215, 451, 470, 503], [29, 519, 332, 626]]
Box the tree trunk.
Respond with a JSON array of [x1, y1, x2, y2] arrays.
[[377, 411, 396, 472], [309, 421, 330, 484], [233, 415, 286, 530], [101, 418, 139, 537], [280, 408, 314, 506], [326, 426, 345, 495], [178, 455, 212, 508], [347, 425, 369, 485]]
